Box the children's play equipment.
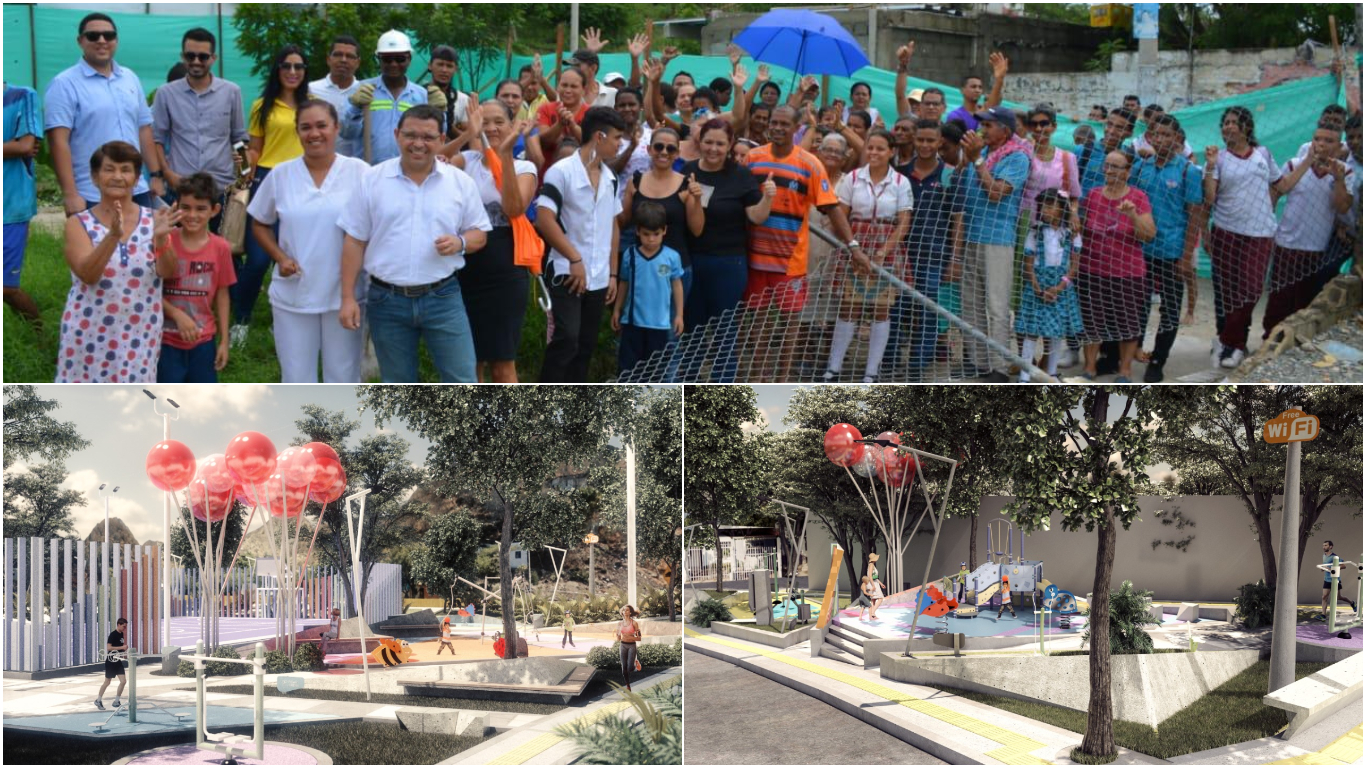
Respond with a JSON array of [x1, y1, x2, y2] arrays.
[[961, 520, 1043, 614], [822, 423, 960, 656], [1317, 554, 1363, 639]]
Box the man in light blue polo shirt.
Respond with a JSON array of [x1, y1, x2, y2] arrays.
[[4, 81, 42, 324], [959, 106, 1030, 381], [1130, 113, 1205, 383], [45, 12, 165, 214], [1079, 108, 1136, 196]]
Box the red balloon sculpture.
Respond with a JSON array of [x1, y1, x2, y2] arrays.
[[196, 453, 235, 495], [146, 440, 196, 492], [823, 423, 864, 467], [225, 431, 277, 486], [264, 473, 309, 518], [276, 447, 318, 489], [189, 481, 234, 522], [303, 442, 340, 464], [310, 460, 347, 505]]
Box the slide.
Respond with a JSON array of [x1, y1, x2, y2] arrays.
[[975, 581, 999, 606]]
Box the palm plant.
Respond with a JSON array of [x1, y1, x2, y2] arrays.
[[1082, 580, 1157, 655], [556, 680, 682, 764]]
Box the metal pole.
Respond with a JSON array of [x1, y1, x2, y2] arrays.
[[1328, 555, 1340, 634], [163, 409, 170, 652], [627, 443, 637, 607], [1269, 439, 1301, 694], [570, 3, 580, 57]]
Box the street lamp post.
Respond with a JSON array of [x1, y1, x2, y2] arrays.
[[99, 483, 119, 647], [143, 390, 180, 653]]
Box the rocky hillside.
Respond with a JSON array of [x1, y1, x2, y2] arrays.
[[84, 517, 139, 545]]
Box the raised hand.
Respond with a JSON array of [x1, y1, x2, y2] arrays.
[[152, 203, 182, 240], [558, 104, 576, 127], [897, 41, 915, 68], [1117, 199, 1138, 218], [762, 173, 777, 199], [727, 43, 743, 69], [1204, 145, 1219, 166], [582, 27, 608, 54], [962, 130, 985, 162], [661, 46, 680, 65], [686, 172, 703, 199], [500, 119, 525, 153], [732, 63, 749, 89], [531, 54, 544, 78], [989, 51, 1010, 79], [628, 33, 650, 59], [756, 64, 770, 83], [644, 57, 664, 83]]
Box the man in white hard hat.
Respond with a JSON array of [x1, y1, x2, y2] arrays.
[[342, 29, 446, 164]]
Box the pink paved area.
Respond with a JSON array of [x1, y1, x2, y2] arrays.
[[123, 742, 319, 764], [1296, 622, 1363, 648]]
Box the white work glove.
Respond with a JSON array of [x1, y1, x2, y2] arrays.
[[426, 84, 449, 110], [349, 82, 377, 108]]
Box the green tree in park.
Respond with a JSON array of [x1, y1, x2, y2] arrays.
[[293, 405, 429, 615], [3, 385, 89, 470], [412, 509, 484, 611], [1000, 386, 1159, 762], [867, 386, 1024, 574], [684, 385, 767, 593], [2, 460, 85, 540], [232, 4, 409, 82], [170, 501, 248, 571], [1151, 385, 1362, 591], [358, 386, 639, 659]]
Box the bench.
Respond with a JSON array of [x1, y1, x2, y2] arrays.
[[1263, 652, 1362, 739]]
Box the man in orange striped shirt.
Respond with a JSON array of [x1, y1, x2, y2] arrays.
[[743, 105, 867, 381]]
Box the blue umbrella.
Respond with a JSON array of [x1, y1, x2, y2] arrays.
[[733, 9, 871, 77]]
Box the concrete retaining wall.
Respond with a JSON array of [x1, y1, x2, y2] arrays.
[[1296, 640, 1362, 664], [880, 649, 1261, 728], [712, 621, 811, 649]]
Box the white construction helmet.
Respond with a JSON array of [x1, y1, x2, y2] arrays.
[[376, 30, 412, 55]]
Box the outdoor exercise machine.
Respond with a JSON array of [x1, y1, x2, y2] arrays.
[[87, 649, 191, 733], [761, 498, 814, 633], [1317, 553, 1363, 639], [182, 640, 266, 765], [822, 424, 959, 657], [456, 575, 499, 643], [343, 488, 374, 700]]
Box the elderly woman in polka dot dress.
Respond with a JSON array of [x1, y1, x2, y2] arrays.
[[58, 141, 180, 383]]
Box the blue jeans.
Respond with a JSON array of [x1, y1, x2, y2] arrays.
[[366, 277, 477, 382], [684, 255, 749, 382], [156, 339, 218, 383], [658, 267, 693, 382], [233, 167, 274, 325], [883, 250, 945, 377]]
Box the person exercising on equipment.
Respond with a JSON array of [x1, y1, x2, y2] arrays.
[[94, 618, 128, 710]]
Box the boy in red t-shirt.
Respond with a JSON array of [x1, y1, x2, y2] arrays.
[[158, 173, 235, 382]]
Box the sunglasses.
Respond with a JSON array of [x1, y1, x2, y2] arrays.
[[83, 30, 117, 42], [379, 55, 411, 64], [182, 52, 213, 63], [652, 143, 679, 155], [1029, 119, 1053, 128], [280, 62, 308, 72]]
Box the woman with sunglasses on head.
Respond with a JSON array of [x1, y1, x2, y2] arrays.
[[234, 45, 308, 349]]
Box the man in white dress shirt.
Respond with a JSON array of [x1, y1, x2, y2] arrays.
[[338, 104, 491, 382]]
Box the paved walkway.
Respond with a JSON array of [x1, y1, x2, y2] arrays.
[[684, 649, 944, 765]]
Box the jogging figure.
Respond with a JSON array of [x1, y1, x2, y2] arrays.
[[996, 575, 1017, 619], [437, 616, 455, 655], [562, 610, 576, 648], [94, 617, 128, 710]]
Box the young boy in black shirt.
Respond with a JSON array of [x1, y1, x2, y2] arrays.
[[95, 617, 128, 710]]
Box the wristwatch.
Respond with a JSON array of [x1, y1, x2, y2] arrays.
[[973, 157, 985, 168], [149, 170, 165, 179], [846, 240, 861, 250]]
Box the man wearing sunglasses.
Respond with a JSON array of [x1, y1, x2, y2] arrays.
[[151, 27, 247, 232], [344, 29, 442, 165], [45, 12, 166, 216]]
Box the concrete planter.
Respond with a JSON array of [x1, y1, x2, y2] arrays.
[[710, 621, 812, 649], [880, 649, 1261, 728]]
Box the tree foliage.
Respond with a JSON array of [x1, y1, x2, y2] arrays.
[[683, 385, 766, 592], [358, 386, 638, 658], [170, 501, 249, 571], [411, 510, 483, 610], [3, 385, 90, 470], [2, 460, 85, 540], [232, 3, 409, 82]]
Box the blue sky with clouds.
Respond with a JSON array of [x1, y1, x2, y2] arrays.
[[9, 385, 430, 545]]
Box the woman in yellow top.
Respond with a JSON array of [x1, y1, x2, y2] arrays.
[[236, 45, 309, 347]]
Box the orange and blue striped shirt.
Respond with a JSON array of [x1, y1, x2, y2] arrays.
[[744, 144, 838, 276]]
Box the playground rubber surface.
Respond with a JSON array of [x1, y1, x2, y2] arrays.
[[1295, 622, 1363, 649], [117, 741, 322, 765], [322, 632, 621, 666], [2, 703, 340, 740], [835, 602, 1090, 639]]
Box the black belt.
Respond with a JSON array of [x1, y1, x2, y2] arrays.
[[369, 273, 457, 298]]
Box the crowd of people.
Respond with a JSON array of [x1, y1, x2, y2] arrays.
[[3, 13, 1360, 383]]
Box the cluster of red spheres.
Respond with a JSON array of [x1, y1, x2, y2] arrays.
[[145, 432, 348, 521], [822, 424, 921, 486]]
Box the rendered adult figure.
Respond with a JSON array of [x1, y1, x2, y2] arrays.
[[865, 553, 886, 620], [94, 617, 129, 710], [1321, 540, 1358, 619], [617, 604, 643, 691]]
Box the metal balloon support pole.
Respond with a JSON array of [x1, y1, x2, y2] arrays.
[[344, 489, 374, 700]]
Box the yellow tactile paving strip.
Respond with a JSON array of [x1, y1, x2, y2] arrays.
[[1268, 724, 1364, 765], [686, 627, 1053, 765], [484, 674, 682, 765]]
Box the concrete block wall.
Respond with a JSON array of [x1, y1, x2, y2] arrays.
[[880, 649, 1262, 728]]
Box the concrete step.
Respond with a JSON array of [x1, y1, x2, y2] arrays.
[[827, 624, 866, 648], [822, 633, 865, 661], [819, 644, 863, 666], [832, 620, 879, 641]]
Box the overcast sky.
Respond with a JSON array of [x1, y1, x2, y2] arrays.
[[9, 385, 431, 545]]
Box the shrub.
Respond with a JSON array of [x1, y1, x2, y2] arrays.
[[1081, 580, 1156, 655], [638, 639, 682, 667], [293, 641, 324, 671], [586, 642, 618, 670], [689, 598, 732, 628], [207, 644, 246, 676], [264, 649, 293, 674], [1233, 579, 1275, 629]]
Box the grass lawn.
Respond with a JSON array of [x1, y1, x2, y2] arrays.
[[1, 719, 484, 766], [3, 226, 620, 383], [941, 659, 1332, 760]]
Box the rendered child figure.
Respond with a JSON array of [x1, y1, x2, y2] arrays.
[[562, 609, 576, 648], [618, 604, 643, 691], [866, 553, 886, 620], [437, 616, 455, 655], [997, 575, 1017, 619], [1014, 188, 1082, 382], [956, 562, 969, 603], [855, 576, 875, 620], [321, 608, 341, 655], [94, 617, 129, 710]]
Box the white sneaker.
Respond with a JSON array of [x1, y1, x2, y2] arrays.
[[229, 324, 249, 349], [111, 698, 121, 709], [1220, 347, 1244, 369], [1057, 347, 1077, 368], [822, 370, 839, 382], [1210, 341, 1225, 368]]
